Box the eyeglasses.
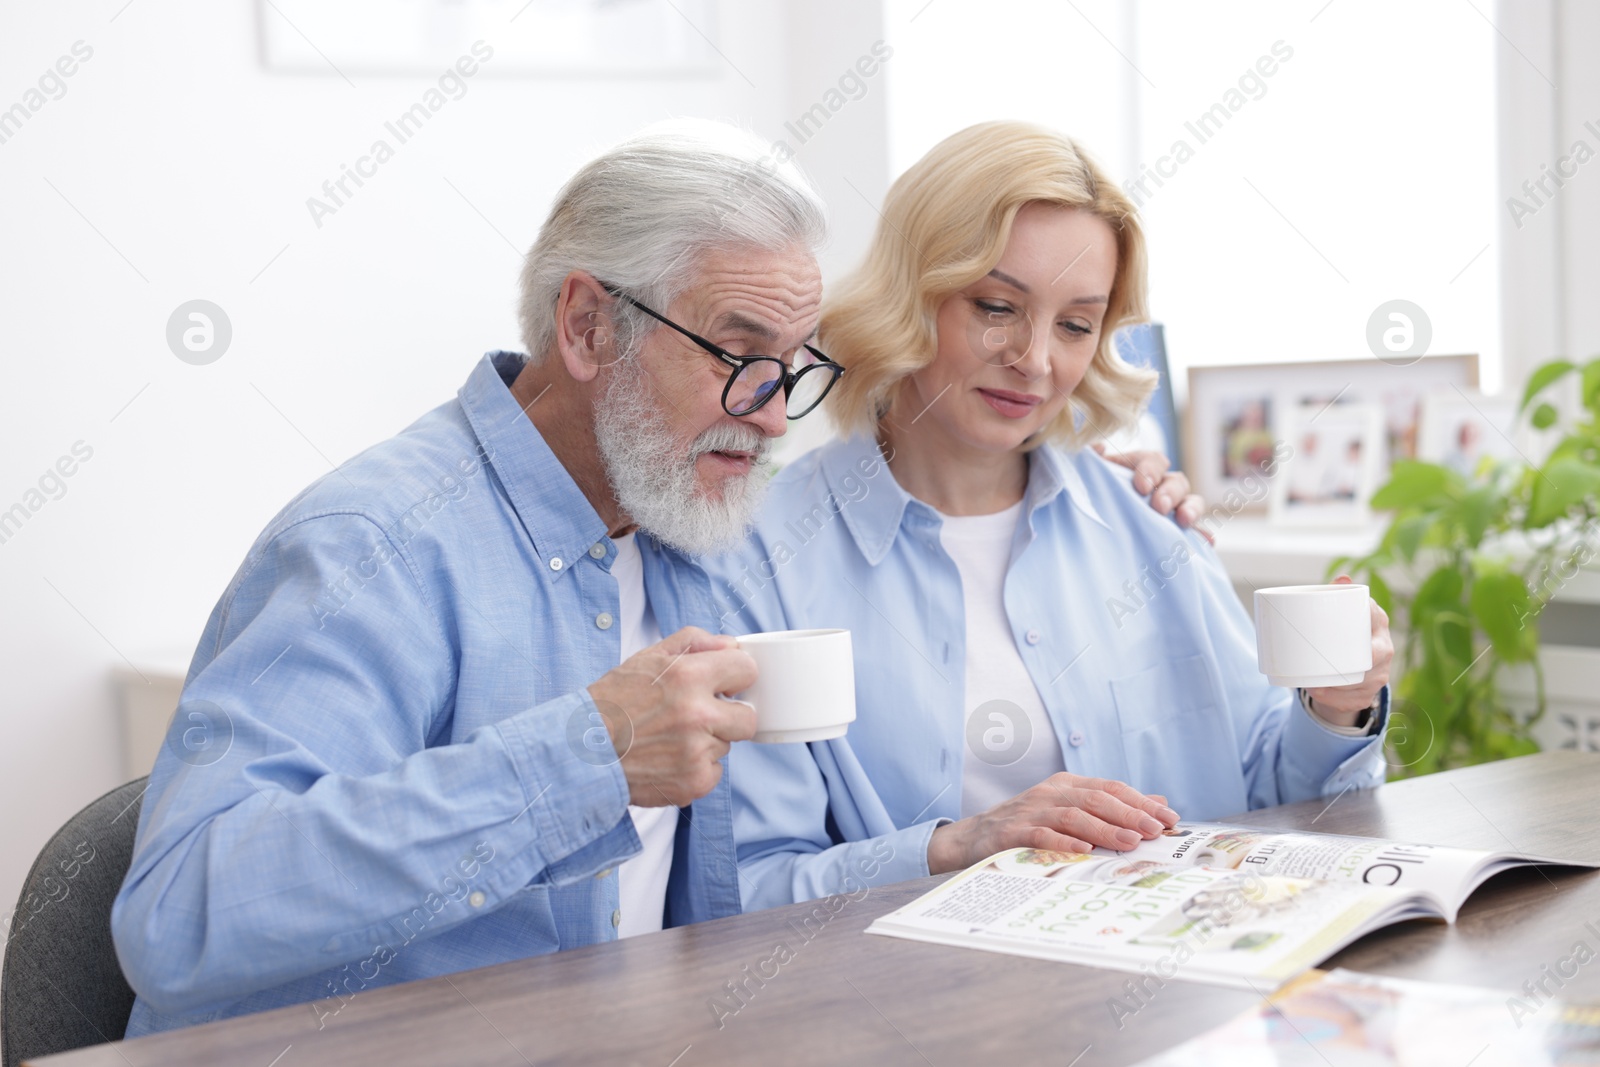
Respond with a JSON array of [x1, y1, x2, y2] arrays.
[[599, 283, 843, 420]]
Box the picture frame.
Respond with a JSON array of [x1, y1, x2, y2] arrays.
[[1114, 322, 1183, 469], [1416, 389, 1521, 477], [1185, 354, 1479, 515], [258, 0, 721, 78], [1268, 401, 1385, 527]]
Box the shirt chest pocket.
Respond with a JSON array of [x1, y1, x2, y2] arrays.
[[1108, 654, 1242, 813], [1109, 654, 1220, 734]]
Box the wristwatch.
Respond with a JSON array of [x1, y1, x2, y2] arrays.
[[1299, 688, 1378, 735]]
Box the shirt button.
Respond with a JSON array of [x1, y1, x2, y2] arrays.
[[589, 542, 607, 559], [611, 909, 622, 928], [1025, 629, 1041, 645], [549, 557, 564, 572], [595, 868, 613, 880], [1068, 730, 1086, 747], [468, 891, 486, 908], [595, 612, 614, 630]]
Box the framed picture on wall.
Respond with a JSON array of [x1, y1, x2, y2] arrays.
[[1185, 354, 1479, 514], [1416, 390, 1521, 477], [258, 0, 720, 77], [1269, 401, 1385, 527]]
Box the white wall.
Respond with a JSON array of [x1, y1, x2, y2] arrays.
[[0, 0, 888, 925], [883, 0, 1138, 182]]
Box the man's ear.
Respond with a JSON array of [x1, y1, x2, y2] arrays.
[[552, 271, 621, 383]]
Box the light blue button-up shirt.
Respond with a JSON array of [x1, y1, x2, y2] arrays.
[[113, 352, 741, 1036], [706, 434, 1388, 911]]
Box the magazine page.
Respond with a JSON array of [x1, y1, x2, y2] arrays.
[[1099, 823, 1498, 919], [1132, 967, 1600, 1066], [865, 848, 1419, 990]]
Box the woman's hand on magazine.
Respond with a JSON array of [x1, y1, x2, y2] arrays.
[[926, 775, 1181, 875]]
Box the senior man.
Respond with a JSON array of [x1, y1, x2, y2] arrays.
[[113, 118, 1198, 1036], [112, 120, 833, 1035]]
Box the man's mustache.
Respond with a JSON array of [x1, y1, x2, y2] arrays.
[[689, 422, 771, 465]]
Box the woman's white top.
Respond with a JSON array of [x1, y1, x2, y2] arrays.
[[937, 501, 1070, 818]]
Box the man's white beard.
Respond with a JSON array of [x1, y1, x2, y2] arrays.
[[594, 363, 773, 556]]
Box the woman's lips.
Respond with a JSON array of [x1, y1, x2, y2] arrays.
[[978, 388, 1043, 419]]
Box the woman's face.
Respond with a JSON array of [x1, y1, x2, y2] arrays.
[[896, 202, 1119, 454]]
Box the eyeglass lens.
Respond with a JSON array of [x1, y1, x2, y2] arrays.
[[724, 349, 833, 417]]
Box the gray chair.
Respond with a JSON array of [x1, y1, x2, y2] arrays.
[[2, 777, 147, 1067]]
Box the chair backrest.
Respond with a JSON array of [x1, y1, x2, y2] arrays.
[[2, 777, 148, 1067]]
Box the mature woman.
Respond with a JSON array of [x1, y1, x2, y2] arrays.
[[710, 121, 1393, 910]]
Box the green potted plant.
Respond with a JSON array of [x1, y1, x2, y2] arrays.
[[1335, 356, 1600, 776]]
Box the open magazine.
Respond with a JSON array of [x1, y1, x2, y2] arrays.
[[1094, 821, 1593, 923], [1133, 968, 1600, 1066], [865, 823, 1596, 989]]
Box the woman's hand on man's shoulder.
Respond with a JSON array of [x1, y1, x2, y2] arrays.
[[1090, 443, 1213, 544]]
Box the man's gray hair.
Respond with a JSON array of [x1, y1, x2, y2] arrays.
[[517, 119, 828, 365]]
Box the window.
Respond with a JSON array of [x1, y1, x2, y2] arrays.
[[883, 0, 1501, 393]]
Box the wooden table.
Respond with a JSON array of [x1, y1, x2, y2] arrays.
[[36, 751, 1600, 1066]]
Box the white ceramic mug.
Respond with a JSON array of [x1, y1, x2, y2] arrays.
[[735, 628, 856, 743], [1253, 584, 1373, 688]]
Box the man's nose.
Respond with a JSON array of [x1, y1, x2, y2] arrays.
[[743, 391, 789, 439]]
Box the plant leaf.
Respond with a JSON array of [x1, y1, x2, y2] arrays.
[[1371, 460, 1461, 511], [1470, 566, 1536, 662], [1520, 359, 1576, 411], [1394, 515, 1432, 563], [1367, 570, 1395, 619], [1432, 611, 1475, 680], [1412, 565, 1465, 622], [1390, 682, 1442, 778], [1505, 735, 1540, 758], [1531, 402, 1559, 430], [1584, 359, 1600, 416], [1527, 456, 1600, 528], [1460, 486, 1500, 547]]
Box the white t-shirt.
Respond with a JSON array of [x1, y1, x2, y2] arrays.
[[938, 502, 1069, 819], [609, 532, 676, 938]]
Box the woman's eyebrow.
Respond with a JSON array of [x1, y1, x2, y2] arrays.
[[986, 268, 1108, 306], [987, 268, 1030, 293]]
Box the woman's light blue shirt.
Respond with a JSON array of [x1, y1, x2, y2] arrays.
[[705, 434, 1389, 911]]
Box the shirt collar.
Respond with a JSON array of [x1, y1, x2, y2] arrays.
[[458, 351, 610, 583], [821, 434, 915, 567], [822, 433, 1109, 567], [1025, 441, 1112, 533]]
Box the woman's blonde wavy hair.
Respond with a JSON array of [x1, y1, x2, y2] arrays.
[[822, 121, 1155, 449]]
